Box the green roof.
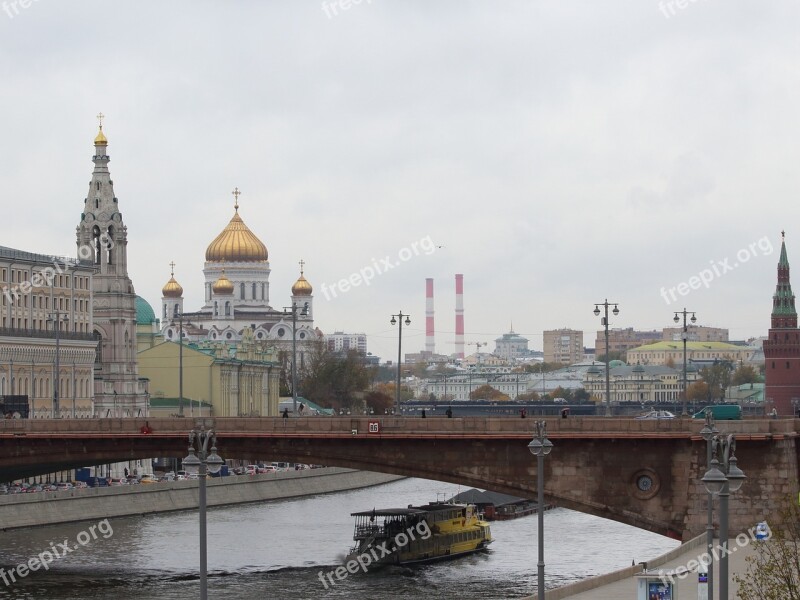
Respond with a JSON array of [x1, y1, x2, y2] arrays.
[[136, 295, 157, 325], [149, 397, 213, 408], [630, 341, 744, 351]]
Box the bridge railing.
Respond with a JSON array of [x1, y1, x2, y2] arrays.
[[0, 415, 796, 438]]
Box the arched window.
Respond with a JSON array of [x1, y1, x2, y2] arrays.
[[214, 301, 218, 316], [92, 226, 102, 264], [163, 304, 167, 318], [240, 283, 245, 299], [225, 301, 231, 316], [106, 226, 114, 263], [252, 283, 257, 299]]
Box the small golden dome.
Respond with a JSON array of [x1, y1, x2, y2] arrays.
[[205, 191, 268, 263], [94, 126, 107, 145], [212, 270, 234, 295], [162, 276, 183, 298], [292, 262, 313, 296]]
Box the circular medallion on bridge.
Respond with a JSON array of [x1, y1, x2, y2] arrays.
[[630, 468, 660, 500]]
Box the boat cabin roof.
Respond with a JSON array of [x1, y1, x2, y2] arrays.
[[351, 502, 469, 517]]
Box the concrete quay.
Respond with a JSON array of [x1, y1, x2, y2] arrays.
[[0, 468, 403, 530], [532, 535, 754, 599]]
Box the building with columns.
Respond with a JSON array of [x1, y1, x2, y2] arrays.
[[0, 247, 96, 417], [763, 232, 800, 415], [75, 119, 149, 417]]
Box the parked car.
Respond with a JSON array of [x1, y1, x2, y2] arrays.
[[259, 465, 277, 474], [139, 475, 157, 484], [56, 482, 74, 491], [553, 398, 568, 404], [635, 410, 676, 420], [246, 465, 258, 475], [74, 481, 89, 489]]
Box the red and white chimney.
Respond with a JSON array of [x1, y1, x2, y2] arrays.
[[455, 274, 464, 359], [425, 278, 435, 353]]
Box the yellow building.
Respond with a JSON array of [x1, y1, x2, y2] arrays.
[[138, 336, 280, 417], [626, 341, 753, 367]]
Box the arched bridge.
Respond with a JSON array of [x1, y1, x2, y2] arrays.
[[1, 416, 797, 541]]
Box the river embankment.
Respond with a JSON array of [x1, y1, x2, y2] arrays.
[[0, 468, 403, 530]]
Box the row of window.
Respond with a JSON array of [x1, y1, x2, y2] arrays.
[[1, 317, 89, 332], [205, 282, 267, 301], [0, 375, 92, 398], [0, 269, 89, 290], [2, 295, 89, 313]]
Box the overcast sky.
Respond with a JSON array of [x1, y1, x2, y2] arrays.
[[2, 1, 798, 361]]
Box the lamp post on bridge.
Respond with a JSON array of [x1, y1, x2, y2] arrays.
[[593, 300, 619, 417], [702, 433, 746, 600], [699, 409, 719, 600], [528, 420, 553, 600], [284, 301, 309, 415], [673, 308, 696, 416], [47, 310, 69, 418], [182, 427, 224, 600], [390, 312, 410, 416]]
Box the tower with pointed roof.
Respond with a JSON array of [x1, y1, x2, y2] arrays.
[[76, 115, 149, 416], [161, 261, 184, 321], [763, 232, 800, 415]]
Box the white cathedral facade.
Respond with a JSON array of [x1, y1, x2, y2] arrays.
[[159, 189, 322, 364]]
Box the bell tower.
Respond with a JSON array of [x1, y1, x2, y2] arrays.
[[76, 114, 149, 417]]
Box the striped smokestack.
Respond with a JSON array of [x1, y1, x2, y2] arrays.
[[425, 278, 435, 353], [455, 274, 464, 359]]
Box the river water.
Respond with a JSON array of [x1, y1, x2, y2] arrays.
[[0, 477, 678, 599]]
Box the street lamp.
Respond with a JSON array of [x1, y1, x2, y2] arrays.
[[673, 309, 697, 416], [183, 427, 225, 600], [702, 434, 746, 600], [284, 302, 309, 415], [593, 300, 619, 416], [47, 310, 69, 418], [528, 420, 553, 600], [390, 312, 411, 415], [177, 310, 184, 417], [698, 410, 719, 599]]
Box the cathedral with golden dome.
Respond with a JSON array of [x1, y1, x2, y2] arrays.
[[159, 188, 320, 355]]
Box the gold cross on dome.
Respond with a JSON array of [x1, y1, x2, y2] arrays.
[[96, 112, 105, 128], [782, 230, 786, 239], [299, 258, 305, 274], [169, 261, 176, 276], [232, 187, 241, 210]]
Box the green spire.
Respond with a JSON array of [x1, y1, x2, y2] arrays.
[[772, 231, 797, 321]]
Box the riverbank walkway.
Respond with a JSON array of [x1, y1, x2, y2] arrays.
[[533, 535, 756, 599]]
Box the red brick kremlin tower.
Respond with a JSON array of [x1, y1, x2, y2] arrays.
[[763, 232, 800, 416]]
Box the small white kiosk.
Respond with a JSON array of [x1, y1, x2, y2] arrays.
[[636, 570, 675, 600]]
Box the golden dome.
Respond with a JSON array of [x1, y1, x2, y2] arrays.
[[292, 260, 312, 296], [162, 263, 183, 298], [162, 276, 183, 298], [212, 270, 234, 295], [205, 189, 268, 262], [94, 126, 107, 145]]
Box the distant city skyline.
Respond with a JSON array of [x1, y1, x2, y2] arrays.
[[2, 2, 796, 361]]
